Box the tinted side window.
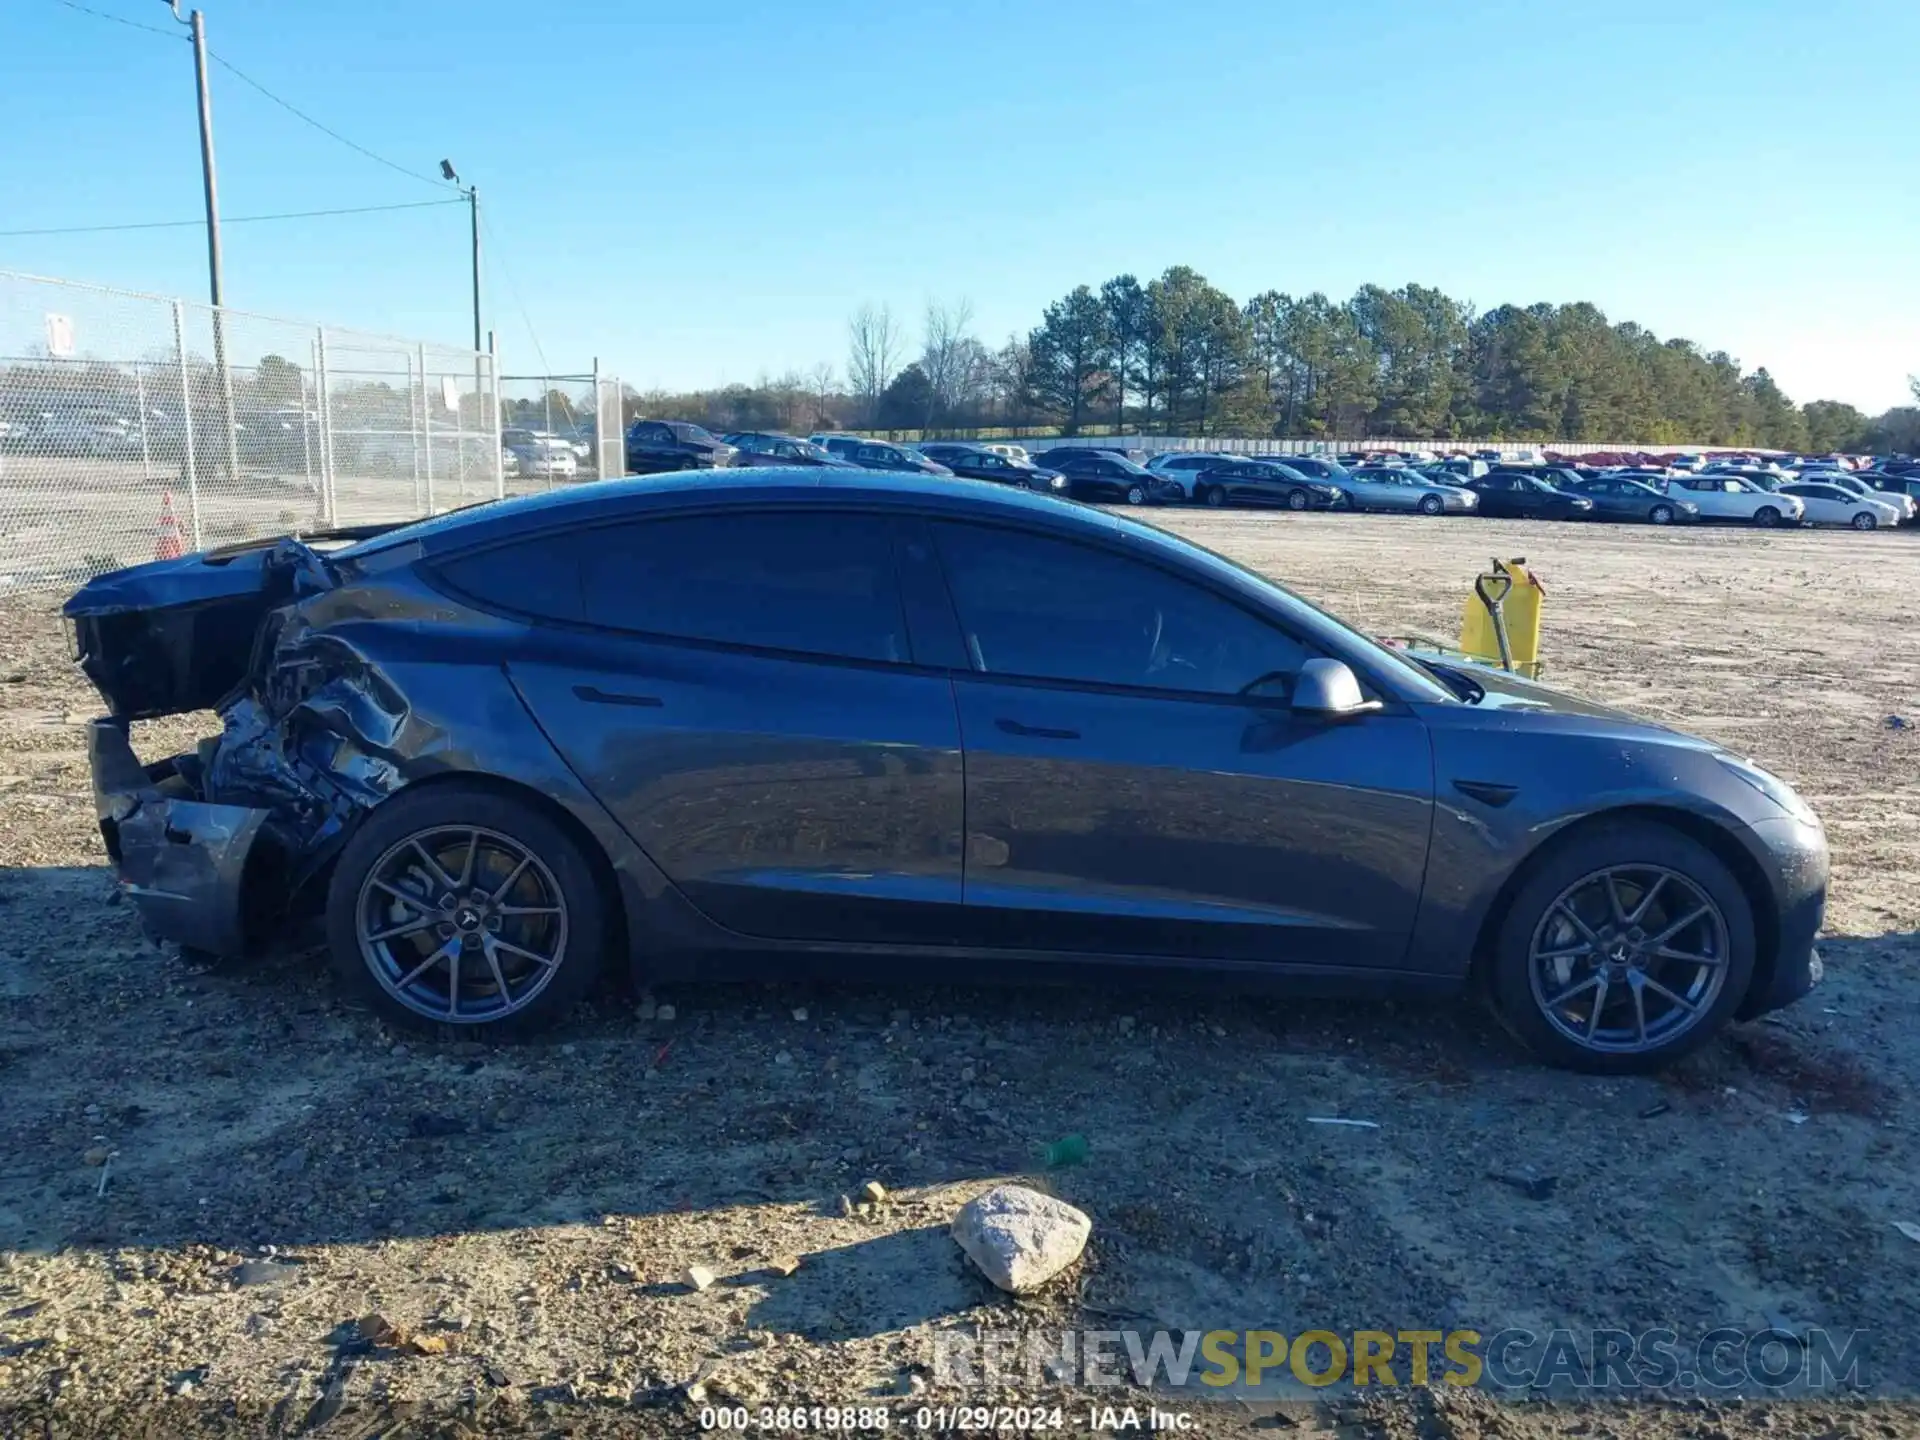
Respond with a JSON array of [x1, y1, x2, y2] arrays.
[[569, 513, 908, 663], [931, 522, 1311, 698], [435, 530, 587, 623]]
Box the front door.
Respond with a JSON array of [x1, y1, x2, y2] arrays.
[[483, 508, 967, 946], [926, 520, 1435, 971]]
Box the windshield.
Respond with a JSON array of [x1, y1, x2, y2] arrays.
[[795, 441, 833, 461], [670, 423, 717, 444], [1108, 455, 1153, 476]]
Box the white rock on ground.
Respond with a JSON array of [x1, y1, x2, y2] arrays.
[[950, 1184, 1091, 1294]]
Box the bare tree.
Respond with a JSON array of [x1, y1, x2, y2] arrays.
[[806, 362, 838, 429], [919, 298, 976, 432], [846, 303, 902, 428]]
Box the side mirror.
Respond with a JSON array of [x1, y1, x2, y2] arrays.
[[1292, 658, 1384, 720]]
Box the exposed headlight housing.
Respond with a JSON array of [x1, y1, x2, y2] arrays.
[[1049, 475, 1068, 489], [1716, 754, 1819, 827]]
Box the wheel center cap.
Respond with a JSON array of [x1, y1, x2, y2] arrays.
[[1607, 942, 1633, 966], [453, 906, 482, 933]]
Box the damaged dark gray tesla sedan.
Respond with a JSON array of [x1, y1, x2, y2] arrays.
[[65, 469, 1827, 1071]]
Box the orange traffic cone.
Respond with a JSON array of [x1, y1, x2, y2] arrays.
[[154, 489, 185, 561]]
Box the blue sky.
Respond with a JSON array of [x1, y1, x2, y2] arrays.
[[6, 0, 1917, 410]]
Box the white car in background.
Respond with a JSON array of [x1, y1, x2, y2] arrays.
[[1665, 475, 1805, 527], [983, 443, 1032, 464], [1777, 481, 1901, 530], [1824, 473, 1917, 524], [1145, 451, 1238, 500]]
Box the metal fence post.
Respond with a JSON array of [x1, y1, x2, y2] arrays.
[[315, 327, 336, 526], [419, 343, 435, 514], [407, 349, 422, 514], [489, 336, 503, 498], [171, 301, 204, 548], [134, 362, 153, 484]]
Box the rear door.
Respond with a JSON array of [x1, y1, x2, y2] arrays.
[[926, 519, 1435, 970], [438, 507, 967, 946]]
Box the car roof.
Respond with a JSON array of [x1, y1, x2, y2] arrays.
[[343, 467, 1123, 561]]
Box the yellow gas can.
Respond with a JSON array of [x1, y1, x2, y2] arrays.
[[1459, 558, 1545, 678]]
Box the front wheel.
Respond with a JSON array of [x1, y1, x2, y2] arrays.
[[1753, 506, 1780, 528], [1852, 510, 1878, 531], [1286, 488, 1311, 511], [1202, 484, 1226, 509], [1488, 821, 1755, 1073], [1649, 503, 1675, 525], [1124, 483, 1147, 506], [1418, 494, 1444, 516], [326, 783, 607, 1037]]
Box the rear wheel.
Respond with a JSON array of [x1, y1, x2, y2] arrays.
[[1852, 510, 1878, 531], [1418, 494, 1444, 516], [1649, 503, 1675, 525], [1202, 484, 1226, 508], [1488, 820, 1754, 1073], [1753, 506, 1780, 528], [326, 783, 607, 1037], [1286, 488, 1311, 511]]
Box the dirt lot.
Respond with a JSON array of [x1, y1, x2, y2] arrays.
[[1, 511, 1917, 1439]]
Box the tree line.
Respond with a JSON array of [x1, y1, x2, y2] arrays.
[[627, 269, 1920, 452]]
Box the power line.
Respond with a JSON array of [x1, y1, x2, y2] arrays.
[[479, 208, 550, 373], [53, 0, 183, 40], [204, 48, 459, 193], [0, 197, 465, 238]]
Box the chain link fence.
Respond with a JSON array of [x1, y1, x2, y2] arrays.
[[0, 271, 502, 588], [500, 371, 626, 494]]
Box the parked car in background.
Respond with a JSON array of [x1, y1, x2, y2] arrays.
[[1426, 456, 1490, 481], [1664, 475, 1804, 527], [1824, 474, 1917, 525], [625, 420, 736, 474], [983, 443, 1033, 464], [1861, 472, 1920, 510], [1273, 456, 1355, 485], [1043, 449, 1176, 505], [848, 442, 954, 477], [1192, 460, 1344, 511], [1494, 465, 1588, 490], [919, 446, 1064, 492], [1777, 482, 1901, 530], [1145, 451, 1240, 500], [727, 433, 856, 468], [503, 428, 580, 479], [807, 432, 867, 458], [1462, 472, 1596, 521], [1566, 476, 1698, 525], [1340, 467, 1479, 515]]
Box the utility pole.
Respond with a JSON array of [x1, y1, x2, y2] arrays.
[[168, 1, 238, 480], [439, 161, 482, 354]]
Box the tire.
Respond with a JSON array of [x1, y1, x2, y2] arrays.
[[1202, 485, 1226, 509], [1418, 494, 1444, 516], [1286, 488, 1311, 511], [1852, 511, 1878, 531], [1753, 506, 1780, 528], [1649, 504, 1675, 525], [1124, 484, 1147, 506], [326, 782, 608, 1038], [1487, 819, 1755, 1074]]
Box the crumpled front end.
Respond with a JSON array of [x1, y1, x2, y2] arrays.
[[70, 532, 425, 956]]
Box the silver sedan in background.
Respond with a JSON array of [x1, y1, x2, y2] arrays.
[[1339, 466, 1480, 515]]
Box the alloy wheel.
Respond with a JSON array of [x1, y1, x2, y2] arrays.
[[1419, 494, 1444, 515], [1528, 864, 1730, 1056], [1853, 511, 1877, 530], [1650, 505, 1674, 524], [1126, 484, 1147, 505], [355, 825, 569, 1024], [1754, 506, 1779, 527], [1287, 489, 1310, 511], [1204, 486, 1225, 508]]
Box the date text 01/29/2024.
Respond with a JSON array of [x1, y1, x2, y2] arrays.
[[698, 1404, 1193, 1431]]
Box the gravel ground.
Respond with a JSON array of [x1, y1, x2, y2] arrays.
[[0, 510, 1916, 1439]]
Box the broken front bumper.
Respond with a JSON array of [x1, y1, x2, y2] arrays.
[[88, 719, 270, 957]]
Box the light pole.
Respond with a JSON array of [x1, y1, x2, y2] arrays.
[[439, 160, 482, 354], [166, 0, 238, 482]]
